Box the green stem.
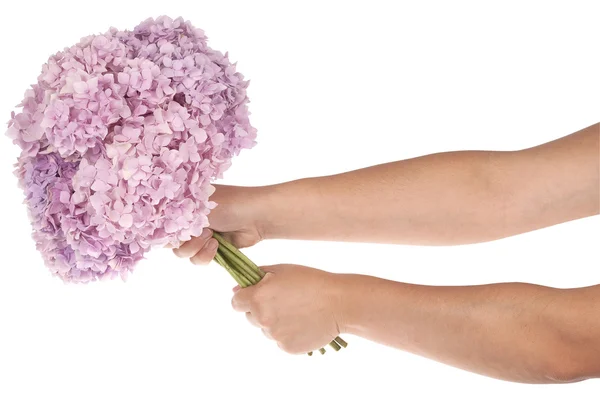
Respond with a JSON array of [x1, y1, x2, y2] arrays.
[[219, 249, 261, 287], [334, 336, 348, 348], [215, 250, 252, 288], [217, 242, 262, 283], [213, 232, 265, 278], [214, 252, 241, 285], [329, 341, 341, 352]]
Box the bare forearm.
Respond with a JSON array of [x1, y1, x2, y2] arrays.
[[257, 123, 599, 245], [334, 275, 600, 383], [261, 151, 512, 245]]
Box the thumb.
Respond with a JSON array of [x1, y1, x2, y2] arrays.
[[259, 264, 285, 274]]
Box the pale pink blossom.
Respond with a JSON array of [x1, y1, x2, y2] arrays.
[[6, 16, 256, 283]]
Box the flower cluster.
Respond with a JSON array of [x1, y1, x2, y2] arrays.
[[6, 16, 256, 282]]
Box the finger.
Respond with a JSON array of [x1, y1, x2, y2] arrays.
[[232, 285, 240, 293], [231, 287, 256, 313], [262, 329, 274, 340], [172, 229, 213, 258], [190, 238, 218, 265], [246, 312, 260, 328]]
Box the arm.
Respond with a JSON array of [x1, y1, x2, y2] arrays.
[[231, 265, 600, 384], [337, 275, 600, 383], [259, 122, 599, 245], [174, 122, 599, 261]]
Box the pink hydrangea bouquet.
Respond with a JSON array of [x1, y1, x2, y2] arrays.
[[6, 16, 346, 354]]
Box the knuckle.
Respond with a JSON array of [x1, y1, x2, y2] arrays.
[[248, 295, 262, 312], [245, 312, 257, 326], [255, 313, 273, 328], [250, 290, 263, 303], [268, 325, 283, 339], [251, 289, 271, 307]]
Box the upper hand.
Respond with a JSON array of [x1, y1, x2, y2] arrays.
[[172, 185, 265, 264], [231, 264, 344, 354]]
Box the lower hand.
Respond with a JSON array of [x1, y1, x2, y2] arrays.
[[231, 264, 344, 354]]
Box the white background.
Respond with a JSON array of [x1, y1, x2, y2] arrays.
[[0, 1, 598, 400]]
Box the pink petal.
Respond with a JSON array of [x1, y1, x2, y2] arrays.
[[91, 180, 109, 192], [59, 191, 71, 203], [189, 127, 207, 142], [160, 43, 175, 54], [119, 214, 133, 228], [122, 126, 141, 140], [73, 81, 88, 94], [211, 133, 225, 146], [114, 200, 125, 213], [118, 73, 130, 85], [129, 242, 140, 253], [164, 220, 178, 233]]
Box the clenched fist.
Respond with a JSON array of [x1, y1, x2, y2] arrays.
[[231, 264, 344, 354]]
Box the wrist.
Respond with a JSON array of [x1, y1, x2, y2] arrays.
[[249, 184, 282, 241], [328, 273, 360, 335], [330, 273, 389, 337], [252, 179, 313, 240]]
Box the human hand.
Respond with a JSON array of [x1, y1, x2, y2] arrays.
[[172, 185, 267, 264], [231, 264, 344, 354]]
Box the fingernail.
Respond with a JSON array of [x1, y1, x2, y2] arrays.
[[200, 228, 213, 239], [207, 239, 218, 250], [232, 285, 240, 293]]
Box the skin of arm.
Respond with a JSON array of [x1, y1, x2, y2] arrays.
[[231, 265, 600, 384], [173, 123, 599, 383], [173, 122, 598, 262], [260, 121, 599, 245]]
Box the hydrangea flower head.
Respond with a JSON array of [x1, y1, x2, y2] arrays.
[[6, 16, 256, 283]]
